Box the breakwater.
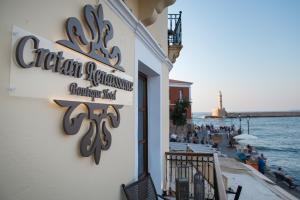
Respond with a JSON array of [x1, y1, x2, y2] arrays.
[[226, 111, 300, 118], [205, 111, 300, 118]]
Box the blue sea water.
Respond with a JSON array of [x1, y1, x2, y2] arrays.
[[192, 112, 300, 184]]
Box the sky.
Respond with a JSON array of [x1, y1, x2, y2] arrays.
[[168, 0, 300, 112]]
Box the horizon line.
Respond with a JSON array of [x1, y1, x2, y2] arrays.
[[193, 110, 300, 113]]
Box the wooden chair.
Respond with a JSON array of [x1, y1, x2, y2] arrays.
[[122, 173, 169, 200]]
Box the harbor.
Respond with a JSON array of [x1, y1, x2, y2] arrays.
[[205, 91, 300, 119], [169, 118, 300, 199], [168, 88, 300, 199]]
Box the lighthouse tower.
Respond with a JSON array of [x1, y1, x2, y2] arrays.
[[211, 91, 227, 118], [219, 91, 223, 110]]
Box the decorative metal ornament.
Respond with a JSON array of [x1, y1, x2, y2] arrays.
[[56, 4, 124, 72], [54, 100, 123, 165]]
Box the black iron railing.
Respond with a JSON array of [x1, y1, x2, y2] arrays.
[[164, 152, 227, 200], [168, 11, 182, 46]]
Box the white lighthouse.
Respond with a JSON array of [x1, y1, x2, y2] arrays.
[[219, 91, 223, 110], [212, 91, 227, 118]]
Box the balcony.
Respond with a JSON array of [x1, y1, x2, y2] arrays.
[[168, 12, 183, 63], [164, 152, 227, 200]]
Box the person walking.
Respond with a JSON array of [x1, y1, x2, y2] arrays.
[[258, 156, 266, 174]]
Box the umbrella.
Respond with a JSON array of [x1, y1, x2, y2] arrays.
[[170, 134, 177, 139], [238, 139, 256, 145], [234, 134, 258, 140]]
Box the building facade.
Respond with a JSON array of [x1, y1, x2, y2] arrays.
[[169, 79, 193, 119], [0, 0, 177, 199]]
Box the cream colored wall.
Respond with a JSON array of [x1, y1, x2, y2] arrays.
[[0, 1, 135, 200], [124, 0, 139, 17], [147, 9, 169, 55], [124, 0, 169, 55]]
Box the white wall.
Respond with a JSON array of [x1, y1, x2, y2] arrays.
[[135, 36, 165, 193]]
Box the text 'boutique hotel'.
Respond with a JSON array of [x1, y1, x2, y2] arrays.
[[0, 0, 183, 199]]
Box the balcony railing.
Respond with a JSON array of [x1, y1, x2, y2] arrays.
[[168, 12, 183, 63], [164, 152, 227, 200], [168, 11, 182, 46]]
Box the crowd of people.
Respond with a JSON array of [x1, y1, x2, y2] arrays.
[[194, 124, 237, 134], [171, 123, 256, 155], [170, 123, 298, 190], [170, 124, 239, 145]]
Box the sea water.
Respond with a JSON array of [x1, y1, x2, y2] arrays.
[[192, 113, 300, 184]]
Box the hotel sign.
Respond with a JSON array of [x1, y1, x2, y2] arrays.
[[11, 4, 132, 164], [15, 35, 133, 101]]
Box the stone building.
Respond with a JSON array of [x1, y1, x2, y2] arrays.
[[169, 79, 193, 119]]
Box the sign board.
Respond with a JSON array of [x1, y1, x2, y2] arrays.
[[10, 26, 133, 105], [10, 4, 134, 165]]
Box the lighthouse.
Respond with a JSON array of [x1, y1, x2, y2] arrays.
[[219, 91, 223, 110], [211, 91, 227, 118]]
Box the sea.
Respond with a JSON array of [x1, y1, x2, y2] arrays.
[[192, 112, 300, 184]]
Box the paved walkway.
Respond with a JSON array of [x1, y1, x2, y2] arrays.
[[217, 133, 237, 158], [217, 133, 300, 199]]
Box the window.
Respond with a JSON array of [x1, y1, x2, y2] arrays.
[[179, 89, 183, 101], [138, 72, 148, 177]]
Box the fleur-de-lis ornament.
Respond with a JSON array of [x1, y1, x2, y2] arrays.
[[57, 4, 124, 72], [54, 100, 123, 165]]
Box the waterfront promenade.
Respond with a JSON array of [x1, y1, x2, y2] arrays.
[[170, 140, 299, 199], [217, 133, 300, 199]]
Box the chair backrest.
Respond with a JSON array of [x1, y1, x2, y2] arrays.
[[234, 185, 242, 200], [122, 173, 158, 200], [227, 185, 242, 200]]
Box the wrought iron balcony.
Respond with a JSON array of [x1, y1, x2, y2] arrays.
[[164, 152, 227, 200], [168, 11, 183, 63], [168, 11, 182, 45]]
